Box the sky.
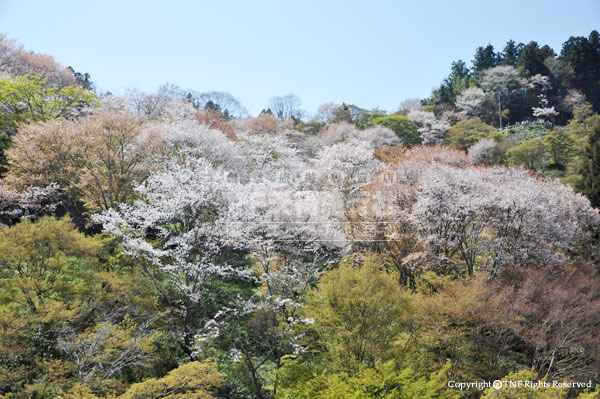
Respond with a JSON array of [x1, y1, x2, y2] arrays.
[[0, 0, 598, 116]]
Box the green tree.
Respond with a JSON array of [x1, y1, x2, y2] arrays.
[[428, 60, 472, 106], [303, 258, 412, 373], [577, 387, 600, 399], [411, 274, 503, 384], [445, 117, 496, 151], [354, 107, 387, 129], [0, 74, 97, 173], [517, 41, 554, 77], [472, 44, 498, 74], [68, 67, 95, 91], [0, 74, 96, 136], [479, 66, 525, 129], [61, 361, 223, 399], [0, 217, 99, 396], [500, 40, 523, 67], [0, 217, 168, 397], [578, 121, 600, 207], [278, 360, 460, 399], [506, 138, 547, 170], [371, 114, 421, 145], [567, 103, 600, 153], [559, 31, 600, 111], [543, 129, 575, 166], [119, 361, 223, 399]]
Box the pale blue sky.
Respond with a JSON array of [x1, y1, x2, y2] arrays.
[[0, 0, 598, 116]]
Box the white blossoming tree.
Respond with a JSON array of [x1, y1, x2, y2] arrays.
[[311, 138, 381, 210], [468, 137, 497, 165], [411, 165, 598, 277], [355, 146, 599, 279], [209, 182, 347, 397], [480, 65, 525, 128], [408, 110, 451, 145], [92, 156, 254, 354], [456, 87, 487, 117]]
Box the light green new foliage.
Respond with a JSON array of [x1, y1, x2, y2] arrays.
[[320, 361, 460, 399], [304, 258, 412, 372], [544, 129, 575, 166], [278, 361, 460, 399], [506, 137, 546, 170], [0, 74, 97, 135], [276, 258, 459, 399], [371, 114, 421, 144], [577, 387, 600, 399], [445, 117, 496, 151], [0, 74, 97, 173]]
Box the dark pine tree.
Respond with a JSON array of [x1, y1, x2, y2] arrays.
[[500, 40, 523, 67], [472, 44, 497, 74], [560, 31, 600, 111], [517, 41, 554, 76]]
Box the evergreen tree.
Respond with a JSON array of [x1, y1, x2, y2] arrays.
[[517, 41, 554, 76], [500, 39, 523, 67], [472, 44, 497, 74], [498, 39, 523, 68], [560, 31, 600, 111], [579, 121, 600, 207], [450, 59, 470, 78], [204, 99, 220, 111]]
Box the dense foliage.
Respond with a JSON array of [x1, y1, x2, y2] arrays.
[[0, 30, 599, 399]]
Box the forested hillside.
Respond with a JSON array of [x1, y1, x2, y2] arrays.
[[0, 30, 599, 399]]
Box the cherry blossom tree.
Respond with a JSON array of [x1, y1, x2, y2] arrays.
[[196, 107, 237, 138], [0, 180, 59, 225], [412, 165, 599, 276], [150, 120, 244, 176], [301, 122, 401, 156], [95, 93, 132, 114], [408, 110, 451, 145], [311, 139, 381, 209], [127, 88, 197, 121], [562, 89, 586, 113], [398, 98, 422, 113], [241, 112, 284, 134], [455, 87, 487, 117], [410, 166, 494, 276], [236, 131, 301, 183], [204, 181, 347, 398], [441, 110, 467, 125], [532, 96, 559, 121], [359, 125, 403, 147], [527, 74, 558, 122], [92, 155, 254, 354], [354, 146, 599, 278], [0, 33, 77, 88], [468, 137, 497, 165], [480, 66, 525, 128], [6, 111, 159, 224], [315, 102, 341, 123]]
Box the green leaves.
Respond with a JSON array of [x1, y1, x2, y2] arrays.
[[445, 117, 496, 151], [0, 74, 97, 173], [0, 74, 96, 135], [371, 114, 421, 145]]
